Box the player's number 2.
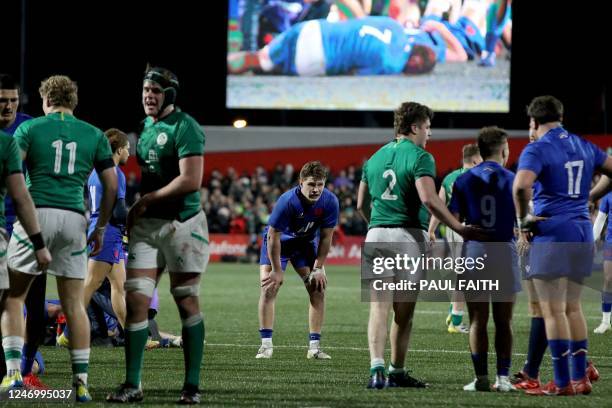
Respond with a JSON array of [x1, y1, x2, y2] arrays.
[[359, 26, 392, 44], [52, 140, 78, 175], [381, 169, 398, 200]]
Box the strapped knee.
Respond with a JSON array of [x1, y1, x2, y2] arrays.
[[124, 277, 156, 298], [171, 284, 200, 298]]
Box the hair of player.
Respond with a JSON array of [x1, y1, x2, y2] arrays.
[[39, 75, 78, 110], [300, 161, 328, 181], [0, 73, 19, 91], [462, 143, 480, 163], [394, 101, 434, 136], [403, 44, 436, 75], [527, 95, 564, 125], [477, 126, 508, 160], [105, 128, 129, 153]]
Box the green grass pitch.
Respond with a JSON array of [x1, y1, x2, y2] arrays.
[[32, 264, 612, 406]]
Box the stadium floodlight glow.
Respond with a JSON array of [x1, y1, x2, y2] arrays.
[[233, 119, 247, 128]]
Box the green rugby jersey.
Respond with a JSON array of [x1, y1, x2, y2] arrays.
[[441, 168, 466, 204], [362, 138, 436, 230], [138, 109, 205, 221], [14, 112, 113, 213], [0, 131, 24, 229]]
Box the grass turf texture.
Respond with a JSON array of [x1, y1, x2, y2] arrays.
[[30, 264, 612, 406]]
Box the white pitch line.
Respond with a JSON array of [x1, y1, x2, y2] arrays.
[[205, 343, 612, 360]]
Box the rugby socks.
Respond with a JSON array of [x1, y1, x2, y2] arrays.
[[125, 320, 149, 387], [260, 329, 273, 347], [549, 339, 570, 388], [309, 332, 321, 350], [2, 336, 24, 376], [470, 353, 488, 379], [450, 303, 463, 326], [523, 317, 547, 378], [570, 339, 588, 381], [182, 314, 205, 389], [21, 343, 38, 375], [496, 357, 511, 377], [451, 312, 464, 326], [70, 348, 90, 385], [370, 358, 385, 375], [602, 291, 612, 323]]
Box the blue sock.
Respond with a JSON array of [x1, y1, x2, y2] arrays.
[[523, 317, 547, 378], [471, 353, 488, 377], [570, 339, 587, 381], [34, 352, 45, 375], [549, 339, 570, 388], [63, 324, 70, 338], [259, 329, 273, 339], [497, 357, 511, 377], [21, 343, 37, 375], [603, 291, 612, 312], [309, 333, 321, 341]]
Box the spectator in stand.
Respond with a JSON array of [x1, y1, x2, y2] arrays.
[[334, 169, 353, 190]]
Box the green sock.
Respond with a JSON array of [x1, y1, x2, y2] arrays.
[[182, 315, 205, 389], [451, 313, 463, 326], [125, 322, 149, 387], [370, 366, 385, 375]]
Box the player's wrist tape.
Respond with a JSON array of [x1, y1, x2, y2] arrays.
[[29, 232, 46, 250], [94, 225, 106, 233], [516, 214, 533, 231]]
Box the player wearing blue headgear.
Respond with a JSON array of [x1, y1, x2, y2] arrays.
[[515, 95, 612, 396], [257, 161, 339, 360]]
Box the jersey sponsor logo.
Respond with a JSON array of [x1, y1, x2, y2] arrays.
[[148, 150, 159, 163], [157, 132, 168, 146]]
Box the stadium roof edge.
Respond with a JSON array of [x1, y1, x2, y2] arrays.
[[203, 126, 527, 153]]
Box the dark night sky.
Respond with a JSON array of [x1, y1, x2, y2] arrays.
[[4, 0, 610, 134]]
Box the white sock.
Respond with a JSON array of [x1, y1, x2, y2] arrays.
[[371, 358, 385, 369], [452, 307, 464, 316], [603, 312, 611, 324], [309, 340, 320, 350], [2, 336, 24, 374], [262, 338, 272, 347]]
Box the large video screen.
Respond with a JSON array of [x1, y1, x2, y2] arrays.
[[227, 0, 512, 112]]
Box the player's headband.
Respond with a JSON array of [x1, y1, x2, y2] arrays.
[[143, 67, 179, 111]]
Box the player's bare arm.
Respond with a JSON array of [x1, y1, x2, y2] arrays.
[[427, 186, 447, 242], [416, 176, 483, 240], [590, 157, 612, 201], [356, 180, 371, 223], [6, 172, 51, 270], [422, 19, 468, 62], [128, 155, 203, 230]]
